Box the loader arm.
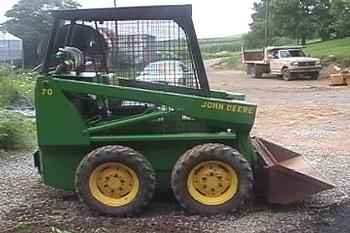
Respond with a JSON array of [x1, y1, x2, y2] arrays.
[[53, 77, 257, 130]]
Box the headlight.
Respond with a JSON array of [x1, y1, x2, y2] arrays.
[[315, 61, 321, 65], [290, 61, 299, 66]]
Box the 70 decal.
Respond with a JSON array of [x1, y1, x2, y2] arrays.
[[41, 88, 54, 96]]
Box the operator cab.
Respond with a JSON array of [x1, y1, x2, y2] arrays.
[[42, 6, 208, 121], [45, 16, 201, 89]]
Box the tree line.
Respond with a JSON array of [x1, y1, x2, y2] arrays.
[[244, 0, 350, 49]]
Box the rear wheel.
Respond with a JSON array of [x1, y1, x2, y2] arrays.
[[171, 143, 253, 215], [75, 145, 156, 216], [247, 64, 263, 79]]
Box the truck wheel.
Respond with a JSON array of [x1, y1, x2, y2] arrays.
[[247, 64, 255, 78], [75, 145, 156, 216], [282, 68, 292, 81], [171, 143, 253, 215], [310, 72, 319, 80], [247, 64, 262, 79]]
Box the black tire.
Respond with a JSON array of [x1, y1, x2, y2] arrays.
[[75, 145, 156, 216], [310, 72, 319, 80], [171, 143, 253, 215], [247, 64, 263, 79], [282, 68, 292, 81], [246, 64, 255, 78]]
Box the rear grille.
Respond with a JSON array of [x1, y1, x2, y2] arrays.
[[298, 61, 316, 67]]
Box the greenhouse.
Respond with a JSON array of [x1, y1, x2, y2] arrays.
[[0, 31, 23, 66]]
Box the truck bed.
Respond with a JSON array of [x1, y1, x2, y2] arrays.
[[241, 50, 265, 64]]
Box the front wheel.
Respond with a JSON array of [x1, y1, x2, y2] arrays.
[[171, 143, 253, 215], [310, 72, 319, 80], [282, 68, 292, 81]]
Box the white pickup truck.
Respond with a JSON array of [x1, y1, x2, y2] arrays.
[[241, 46, 322, 81]]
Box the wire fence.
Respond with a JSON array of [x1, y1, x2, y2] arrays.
[[50, 19, 199, 89]]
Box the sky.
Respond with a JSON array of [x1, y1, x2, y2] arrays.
[[0, 0, 256, 38]]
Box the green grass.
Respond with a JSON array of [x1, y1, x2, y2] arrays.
[[198, 36, 244, 70], [202, 51, 237, 60], [198, 36, 244, 65], [0, 66, 37, 152], [0, 66, 36, 107], [211, 52, 244, 70], [305, 37, 350, 67]]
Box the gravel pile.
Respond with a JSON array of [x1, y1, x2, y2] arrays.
[[0, 147, 349, 233]]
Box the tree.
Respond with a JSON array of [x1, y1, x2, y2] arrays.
[[1, 0, 81, 67], [244, 0, 333, 48], [243, 0, 270, 48], [269, 0, 323, 45], [330, 0, 350, 38], [313, 0, 333, 40]]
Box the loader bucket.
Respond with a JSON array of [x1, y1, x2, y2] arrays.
[[252, 137, 334, 204]]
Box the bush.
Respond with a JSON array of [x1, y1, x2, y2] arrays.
[[0, 67, 17, 108], [0, 110, 36, 151], [0, 66, 36, 108], [0, 67, 37, 153], [11, 72, 36, 102]]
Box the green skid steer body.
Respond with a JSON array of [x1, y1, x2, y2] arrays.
[[33, 5, 333, 216]]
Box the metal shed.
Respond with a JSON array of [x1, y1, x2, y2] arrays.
[[0, 31, 23, 66]]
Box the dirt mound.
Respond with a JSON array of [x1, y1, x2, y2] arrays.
[[319, 63, 342, 79]]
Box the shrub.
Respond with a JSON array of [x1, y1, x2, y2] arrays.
[[11, 72, 36, 102], [0, 67, 37, 153], [0, 110, 36, 151], [0, 67, 17, 108], [0, 66, 36, 108]]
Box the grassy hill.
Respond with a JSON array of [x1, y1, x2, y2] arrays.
[[199, 36, 242, 58], [304, 38, 350, 67], [210, 52, 243, 70]]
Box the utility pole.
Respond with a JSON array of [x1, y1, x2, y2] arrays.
[[264, 0, 270, 47], [113, 0, 118, 68]]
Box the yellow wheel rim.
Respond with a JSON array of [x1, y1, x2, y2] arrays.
[[89, 162, 139, 207], [187, 161, 238, 205]]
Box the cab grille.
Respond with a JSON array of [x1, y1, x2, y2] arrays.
[[298, 61, 316, 67]]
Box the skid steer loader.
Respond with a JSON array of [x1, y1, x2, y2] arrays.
[[33, 5, 333, 216]]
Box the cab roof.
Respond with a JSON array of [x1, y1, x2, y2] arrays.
[[51, 5, 192, 21], [266, 46, 305, 51]]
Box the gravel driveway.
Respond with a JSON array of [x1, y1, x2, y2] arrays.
[[1, 69, 350, 233]]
